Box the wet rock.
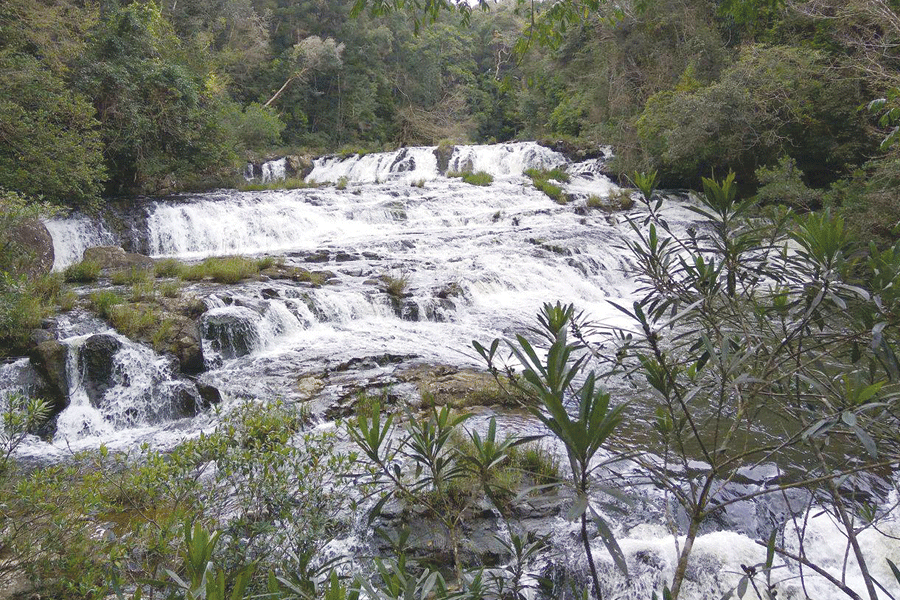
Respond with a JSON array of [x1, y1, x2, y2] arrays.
[[286, 155, 315, 179], [9, 218, 54, 277], [28, 339, 69, 412], [172, 384, 201, 418], [332, 354, 416, 373], [296, 375, 325, 400], [396, 365, 525, 408], [538, 138, 607, 162], [434, 143, 455, 174], [165, 316, 204, 374], [435, 282, 463, 299], [31, 329, 54, 346], [202, 311, 258, 359], [305, 250, 330, 263], [82, 246, 155, 271], [195, 380, 222, 405], [334, 252, 357, 262], [261, 288, 280, 299], [80, 334, 124, 407]]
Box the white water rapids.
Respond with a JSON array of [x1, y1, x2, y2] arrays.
[[9, 142, 900, 599]]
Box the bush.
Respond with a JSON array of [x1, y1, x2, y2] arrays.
[[523, 167, 570, 183], [89, 290, 123, 319], [154, 259, 184, 278], [179, 257, 261, 283], [525, 168, 568, 203], [384, 272, 409, 298], [0, 274, 47, 355], [111, 267, 154, 286], [64, 260, 101, 283], [448, 171, 494, 186], [204, 257, 260, 283], [633, 46, 873, 189], [108, 305, 157, 337]]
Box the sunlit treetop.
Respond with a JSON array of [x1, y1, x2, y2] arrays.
[[349, 0, 608, 51]]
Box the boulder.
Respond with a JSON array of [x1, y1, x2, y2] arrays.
[[195, 381, 223, 405], [286, 155, 315, 179], [171, 384, 201, 418], [28, 339, 69, 412], [163, 316, 204, 374], [9, 219, 54, 276], [433, 144, 455, 175], [202, 309, 259, 359], [79, 334, 123, 407], [82, 246, 155, 271]]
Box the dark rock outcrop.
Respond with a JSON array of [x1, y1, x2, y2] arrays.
[[9, 219, 54, 276], [28, 339, 69, 412], [79, 334, 123, 407], [286, 155, 315, 179], [82, 246, 155, 271]]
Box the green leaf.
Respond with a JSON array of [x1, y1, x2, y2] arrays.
[[590, 506, 628, 576]]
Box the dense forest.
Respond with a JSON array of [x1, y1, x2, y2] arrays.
[[1, 0, 898, 242]]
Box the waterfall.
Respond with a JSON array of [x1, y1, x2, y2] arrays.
[[446, 141, 567, 177], [307, 147, 440, 184], [54, 332, 196, 442], [44, 215, 118, 270], [261, 158, 287, 182]]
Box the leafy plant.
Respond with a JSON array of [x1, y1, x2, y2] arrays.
[[64, 259, 101, 283], [474, 302, 629, 599], [448, 171, 494, 186]]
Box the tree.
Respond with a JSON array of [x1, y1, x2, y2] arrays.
[[265, 36, 345, 107], [0, 52, 106, 205]]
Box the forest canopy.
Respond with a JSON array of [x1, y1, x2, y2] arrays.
[[0, 0, 898, 240]]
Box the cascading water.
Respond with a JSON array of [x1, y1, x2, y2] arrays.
[[44, 215, 118, 270], [9, 142, 899, 600], [261, 157, 287, 182]]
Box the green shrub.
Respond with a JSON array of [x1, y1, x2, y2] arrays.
[[586, 195, 603, 209], [89, 290, 123, 319], [535, 179, 565, 203], [153, 258, 184, 278], [178, 257, 261, 283], [0, 274, 47, 355], [63, 260, 101, 283], [159, 280, 181, 298], [255, 256, 276, 270], [130, 280, 155, 302], [524, 168, 568, 203], [30, 273, 63, 304], [449, 171, 494, 186], [111, 267, 154, 287], [384, 273, 409, 298], [524, 167, 570, 183], [239, 178, 316, 191], [57, 290, 78, 312], [754, 156, 822, 210], [108, 305, 157, 337], [205, 257, 260, 284], [335, 176, 348, 190]]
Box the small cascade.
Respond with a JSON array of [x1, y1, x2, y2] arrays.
[[307, 147, 440, 184], [144, 191, 374, 258], [44, 216, 118, 270], [54, 333, 196, 441], [261, 158, 287, 182], [446, 141, 567, 178], [0, 358, 45, 400], [201, 295, 309, 363]]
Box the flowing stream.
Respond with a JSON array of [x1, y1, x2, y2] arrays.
[[5, 142, 898, 599]]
